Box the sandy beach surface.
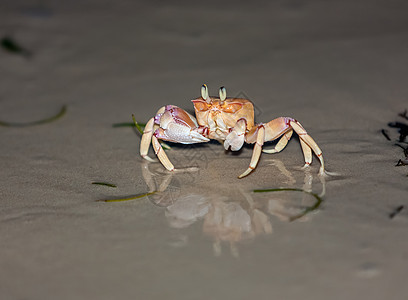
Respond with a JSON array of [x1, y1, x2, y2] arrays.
[[1, 1, 408, 299]]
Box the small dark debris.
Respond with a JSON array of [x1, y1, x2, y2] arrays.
[[92, 182, 117, 188], [389, 205, 404, 219], [386, 110, 408, 174], [381, 129, 391, 141], [388, 122, 408, 143], [1, 36, 32, 58], [395, 144, 408, 157], [399, 109, 408, 121], [395, 159, 408, 166]]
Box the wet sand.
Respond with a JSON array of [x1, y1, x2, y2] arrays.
[[1, 1, 408, 299]]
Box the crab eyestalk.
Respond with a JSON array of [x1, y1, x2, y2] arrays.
[[201, 84, 210, 103], [219, 86, 226, 105]]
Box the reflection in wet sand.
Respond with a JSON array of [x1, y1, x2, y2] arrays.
[[141, 159, 326, 257]]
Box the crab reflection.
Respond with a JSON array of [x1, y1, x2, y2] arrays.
[[141, 160, 325, 257]]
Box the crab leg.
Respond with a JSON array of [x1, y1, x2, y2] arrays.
[[238, 125, 265, 178], [141, 105, 210, 172], [261, 117, 325, 175], [300, 138, 312, 166], [262, 130, 293, 154], [140, 107, 166, 162], [290, 120, 325, 175], [152, 135, 175, 171], [140, 117, 156, 162]]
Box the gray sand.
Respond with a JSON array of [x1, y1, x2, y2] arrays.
[[1, 1, 408, 299]]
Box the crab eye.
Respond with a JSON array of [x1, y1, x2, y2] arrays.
[[192, 100, 209, 112], [222, 103, 243, 113]]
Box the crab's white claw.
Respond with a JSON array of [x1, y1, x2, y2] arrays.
[[156, 125, 209, 144], [224, 130, 245, 151], [224, 119, 246, 151], [143, 155, 156, 162], [155, 107, 209, 144]]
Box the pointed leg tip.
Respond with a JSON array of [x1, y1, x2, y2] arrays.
[[262, 149, 277, 154], [142, 155, 156, 162], [238, 168, 253, 178], [237, 171, 246, 179]]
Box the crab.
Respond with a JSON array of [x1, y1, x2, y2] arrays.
[[139, 84, 325, 178]]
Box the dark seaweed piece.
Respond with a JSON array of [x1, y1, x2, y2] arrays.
[[398, 109, 408, 121], [0, 105, 66, 127], [395, 159, 408, 166], [96, 191, 156, 202], [113, 117, 171, 150], [132, 114, 145, 135], [253, 188, 323, 221], [395, 144, 408, 157], [112, 120, 146, 131], [381, 129, 391, 141], [389, 205, 404, 219], [1, 36, 32, 57], [92, 182, 117, 188], [112, 122, 137, 128], [388, 122, 408, 142]]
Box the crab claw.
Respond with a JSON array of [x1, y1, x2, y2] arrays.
[[224, 118, 246, 151], [154, 105, 209, 144]]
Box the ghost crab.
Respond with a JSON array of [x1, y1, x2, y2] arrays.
[[140, 84, 325, 178]]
